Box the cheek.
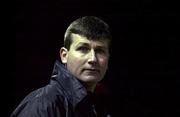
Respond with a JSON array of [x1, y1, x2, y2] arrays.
[[99, 57, 109, 68], [67, 54, 84, 70]]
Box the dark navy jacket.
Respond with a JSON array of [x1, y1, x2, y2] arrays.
[[11, 60, 111, 117]]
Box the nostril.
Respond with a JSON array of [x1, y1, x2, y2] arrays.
[[88, 59, 97, 66]]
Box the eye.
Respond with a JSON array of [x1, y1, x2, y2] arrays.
[[77, 46, 89, 52], [96, 48, 105, 54]]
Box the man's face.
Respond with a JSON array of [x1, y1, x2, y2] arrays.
[[61, 34, 109, 84]]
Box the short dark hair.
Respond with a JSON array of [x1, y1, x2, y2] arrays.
[[64, 16, 112, 50]]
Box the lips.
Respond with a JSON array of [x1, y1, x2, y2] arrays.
[[83, 68, 100, 73]]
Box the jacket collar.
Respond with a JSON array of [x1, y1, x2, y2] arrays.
[[50, 60, 87, 108]]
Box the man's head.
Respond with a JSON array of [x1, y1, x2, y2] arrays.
[[63, 16, 112, 50], [60, 16, 112, 91]]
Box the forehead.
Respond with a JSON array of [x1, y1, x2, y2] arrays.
[[71, 34, 109, 47]]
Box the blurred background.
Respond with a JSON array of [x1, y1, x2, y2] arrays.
[[8, 0, 180, 116]]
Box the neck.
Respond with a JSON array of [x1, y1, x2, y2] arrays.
[[83, 82, 97, 93]]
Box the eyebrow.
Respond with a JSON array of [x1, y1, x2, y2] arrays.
[[76, 42, 90, 47], [76, 42, 108, 48]]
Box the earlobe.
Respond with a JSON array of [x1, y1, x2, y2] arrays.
[[60, 47, 68, 64]]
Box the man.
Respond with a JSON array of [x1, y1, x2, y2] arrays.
[[11, 16, 112, 117]]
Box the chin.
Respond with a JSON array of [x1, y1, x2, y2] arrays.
[[80, 75, 102, 83]]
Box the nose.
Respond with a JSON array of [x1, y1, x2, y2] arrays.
[[87, 49, 97, 64]]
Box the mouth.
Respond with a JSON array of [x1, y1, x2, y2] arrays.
[[83, 68, 100, 73]]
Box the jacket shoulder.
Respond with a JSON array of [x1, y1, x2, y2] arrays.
[[11, 84, 66, 117]]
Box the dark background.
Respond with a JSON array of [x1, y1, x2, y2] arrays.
[[7, 0, 180, 116]]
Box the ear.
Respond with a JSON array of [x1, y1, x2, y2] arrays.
[[60, 47, 68, 64]]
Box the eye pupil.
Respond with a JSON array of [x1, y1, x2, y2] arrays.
[[81, 47, 87, 50]]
